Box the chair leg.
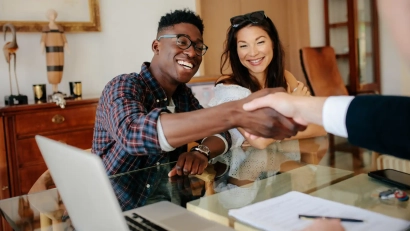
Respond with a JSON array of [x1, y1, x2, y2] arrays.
[[371, 152, 380, 170], [328, 134, 336, 167], [352, 147, 364, 169]]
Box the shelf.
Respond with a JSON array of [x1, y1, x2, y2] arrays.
[[329, 22, 348, 28]]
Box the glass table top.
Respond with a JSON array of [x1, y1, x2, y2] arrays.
[[0, 136, 368, 230]]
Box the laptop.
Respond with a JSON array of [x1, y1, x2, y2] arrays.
[[35, 135, 234, 231]]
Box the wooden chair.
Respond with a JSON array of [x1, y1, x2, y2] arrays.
[[299, 46, 364, 170], [377, 154, 410, 174]]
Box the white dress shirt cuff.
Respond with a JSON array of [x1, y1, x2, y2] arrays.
[[322, 96, 354, 138], [157, 115, 176, 152]]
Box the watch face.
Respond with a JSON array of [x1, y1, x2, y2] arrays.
[[197, 144, 210, 154]]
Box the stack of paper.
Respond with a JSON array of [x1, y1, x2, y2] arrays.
[[228, 191, 410, 231]]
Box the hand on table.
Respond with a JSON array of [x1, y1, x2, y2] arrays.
[[168, 151, 208, 177]]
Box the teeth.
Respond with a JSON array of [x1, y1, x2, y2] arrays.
[[177, 60, 193, 69], [249, 58, 263, 64]]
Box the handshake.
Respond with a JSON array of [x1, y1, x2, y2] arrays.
[[238, 87, 323, 140]]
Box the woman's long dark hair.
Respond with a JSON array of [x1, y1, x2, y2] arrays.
[[220, 16, 287, 92]]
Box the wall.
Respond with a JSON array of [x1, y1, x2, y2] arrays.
[[3, 0, 408, 103], [379, 19, 410, 96], [0, 0, 196, 104], [308, 0, 325, 47], [308, 0, 410, 96]]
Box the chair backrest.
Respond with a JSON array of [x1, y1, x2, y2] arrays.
[[299, 46, 349, 96], [377, 155, 410, 174]]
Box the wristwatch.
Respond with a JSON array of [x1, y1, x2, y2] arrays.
[[190, 144, 210, 160]]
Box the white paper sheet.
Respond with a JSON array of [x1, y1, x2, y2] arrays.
[[229, 191, 410, 231]]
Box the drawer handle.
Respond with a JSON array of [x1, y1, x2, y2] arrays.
[[2, 186, 8, 191], [52, 114, 65, 124]]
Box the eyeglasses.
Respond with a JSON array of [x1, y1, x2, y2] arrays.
[[157, 34, 208, 56], [230, 11, 267, 28]]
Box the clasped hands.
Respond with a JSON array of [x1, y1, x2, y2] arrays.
[[236, 87, 307, 140], [169, 87, 307, 177]]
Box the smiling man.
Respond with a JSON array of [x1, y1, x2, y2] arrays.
[[92, 9, 305, 209]]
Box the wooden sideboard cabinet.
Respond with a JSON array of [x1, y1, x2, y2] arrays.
[[0, 98, 98, 198]]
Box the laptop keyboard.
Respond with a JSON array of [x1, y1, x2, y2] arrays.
[[125, 213, 168, 231]]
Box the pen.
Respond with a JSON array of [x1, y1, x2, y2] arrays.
[[298, 214, 364, 223]]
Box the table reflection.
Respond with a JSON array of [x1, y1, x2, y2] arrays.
[[0, 136, 335, 230]]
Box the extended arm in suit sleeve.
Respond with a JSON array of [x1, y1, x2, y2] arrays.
[[346, 95, 410, 158]]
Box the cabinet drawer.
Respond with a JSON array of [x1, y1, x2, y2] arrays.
[[16, 129, 94, 167], [15, 105, 96, 135], [19, 163, 48, 195]]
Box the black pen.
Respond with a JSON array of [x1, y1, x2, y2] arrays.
[[299, 214, 364, 223]]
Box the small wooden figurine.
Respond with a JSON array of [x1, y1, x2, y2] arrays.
[[3, 23, 27, 105], [40, 9, 69, 94], [3, 23, 18, 93]]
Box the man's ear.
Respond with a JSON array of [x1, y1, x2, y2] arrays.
[[152, 40, 160, 55]]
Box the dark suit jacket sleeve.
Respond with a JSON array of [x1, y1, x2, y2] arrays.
[[346, 95, 410, 159]]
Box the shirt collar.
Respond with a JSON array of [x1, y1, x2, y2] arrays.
[[139, 62, 188, 99]]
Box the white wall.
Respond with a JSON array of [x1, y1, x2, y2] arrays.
[[308, 0, 325, 47], [308, 0, 410, 96], [0, 0, 196, 104], [379, 19, 410, 96]]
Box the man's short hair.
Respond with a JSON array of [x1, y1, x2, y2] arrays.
[[158, 9, 204, 35]]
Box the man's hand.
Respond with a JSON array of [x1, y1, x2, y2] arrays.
[[168, 151, 208, 177], [244, 92, 308, 125], [234, 88, 307, 140]]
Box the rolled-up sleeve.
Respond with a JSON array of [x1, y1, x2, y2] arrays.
[[103, 76, 169, 155], [185, 86, 232, 150]]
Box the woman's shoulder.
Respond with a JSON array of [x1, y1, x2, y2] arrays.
[[216, 75, 237, 85], [284, 70, 297, 83], [214, 83, 251, 93], [214, 76, 247, 91], [208, 79, 251, 107]]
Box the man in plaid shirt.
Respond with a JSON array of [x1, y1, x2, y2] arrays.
[[92, 9, 305, 209]]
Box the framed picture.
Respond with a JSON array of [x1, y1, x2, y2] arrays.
[[0, 0, 100, 32]]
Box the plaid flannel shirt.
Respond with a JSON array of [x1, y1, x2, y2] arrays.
[[92, 62, 231, 209]]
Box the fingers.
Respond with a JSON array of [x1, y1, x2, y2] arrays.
[[173, 152, 208, 177], [243, 94, 276, 111], [175, 155, 186, 176], [243, 87, 286, 103], [168, 167, 177, 177], [241, 108, 307, 139], [292, 82, 310, 96]]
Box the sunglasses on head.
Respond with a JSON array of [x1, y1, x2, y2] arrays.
[[230, 11, 267, 28]]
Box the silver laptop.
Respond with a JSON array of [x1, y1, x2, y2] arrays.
[[35, 135, 233, 231]]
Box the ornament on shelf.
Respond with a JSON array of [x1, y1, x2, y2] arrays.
[[3, 23, 28, 105]]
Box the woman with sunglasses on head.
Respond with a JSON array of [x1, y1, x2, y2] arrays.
[[208, 11, 326, 150]]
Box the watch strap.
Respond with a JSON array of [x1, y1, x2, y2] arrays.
[[190, 145, 210, 160]]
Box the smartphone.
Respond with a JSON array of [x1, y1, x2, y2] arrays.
[[368, 169, 410, 189]]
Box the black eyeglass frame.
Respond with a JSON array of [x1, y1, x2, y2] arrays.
[[156, 34, 208, 56], [230, 10, 267, 28]]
